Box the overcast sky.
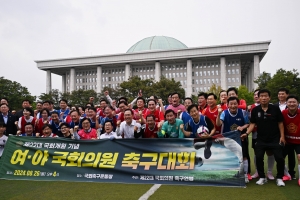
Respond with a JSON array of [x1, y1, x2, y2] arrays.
[[1, 0, 299, 97]]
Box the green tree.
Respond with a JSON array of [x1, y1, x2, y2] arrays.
[[38, 89, 61, 107], [265, 69, 300, 103], [70, 89, 97, 106], [254, 71, 271, 89], [0, 77, 36, 110], [151, 76, 185, 103], [207, 84, 222, 101], [238, 85, 254, 105]]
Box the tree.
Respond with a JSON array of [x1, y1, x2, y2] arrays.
[[0, 77, 36, 110], [151, 76, 185, 102], [70, 89, 97, 106], [238, 85, 254, 105], [38, 89, 61, 107], [254, 72, 271, 89], [207, 84, 222, 101]]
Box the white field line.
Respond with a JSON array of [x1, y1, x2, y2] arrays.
[[138, 184, 161, 200]]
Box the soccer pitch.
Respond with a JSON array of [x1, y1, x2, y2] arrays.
[[1, 140, 300, 200]]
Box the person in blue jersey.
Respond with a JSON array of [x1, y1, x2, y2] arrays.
[[56, 99, 70, 121], [49, 111, 63, 137], [69, 110, 81, 129], [178, 97, 193, 125], [100, 105, 118, 134], [216, 96, 250, 183], [16, 123, 36, 137]]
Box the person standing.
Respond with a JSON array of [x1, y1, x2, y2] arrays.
[[0, 103, 17, 135], [245, 89, 286, 186]]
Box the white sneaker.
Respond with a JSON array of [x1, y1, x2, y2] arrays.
[[245, 174, 249, 183], [256, 178, 267, 185], [267, 172, 275, 180], [276, 178, 285, 187]]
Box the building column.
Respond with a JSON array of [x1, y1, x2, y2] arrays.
[[247, 66, 252, 91], [155, 61, 161, 82], [46, 70, 52, 94], [97, 66, 102, 93], [125, 64, 131, 81], [62, 74, 66, 93], [70, 68, 75, 92], [253, 55, 260, 90], [220, 57, 227, 89], [186, 59, 192, 97]]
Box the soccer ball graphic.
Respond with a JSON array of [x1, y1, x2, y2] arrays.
[[196, 125, 209, 138]]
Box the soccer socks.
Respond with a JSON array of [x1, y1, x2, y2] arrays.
[[298, 165, 300, 179], [243, 159, 248, 174], [267, 155, 275, 173]]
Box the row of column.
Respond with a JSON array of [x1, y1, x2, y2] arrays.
[[45, 55, 260, 96]]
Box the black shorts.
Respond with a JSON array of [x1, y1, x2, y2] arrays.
[[242, 138, 249, 158], [284, 143, 300, 156]]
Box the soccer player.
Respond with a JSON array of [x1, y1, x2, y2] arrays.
[[178, 97, 193, 125], [17, 123, 36, 137], [133, 97, 148, 124], [35, 108, 50, 134], [144, 99, 164, 124], [166, 92, 186, 114], [245, 89, 286, 186], [282, 95, 300, 185], [216, 96, 250, 183], [227, 87, 247, 110], [134, 115, 159, 138], [49, 111, 63, 137], [69, 110, 81, 129], [18, 107, 37, 134], [157, 109, 184, 138], [73, 118, 98, 140], [219, 90, 228, 110], [56, 99, 70, 122], [198, 92, 208, 113], [37, 124, 58, 138], [100, 105, 118, 134], [202, 93, 221, 134]]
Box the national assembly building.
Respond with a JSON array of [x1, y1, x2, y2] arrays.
[[35, 36, 270, 97]]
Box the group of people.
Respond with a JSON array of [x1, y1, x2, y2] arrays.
[[0, 87, 299, 187]]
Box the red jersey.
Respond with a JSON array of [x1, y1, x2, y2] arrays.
[[20, 116, 37, 133], [78, 128, 98, 140], [219, 103, 228, 110], [97, 108, 106, 118], [238, 99, 247, 110], [36, 118, 50, 134], [143, 124, 159, 138], [144, 109, 164, 123], [282, 109, 300, 144], [134, 108, 148, 122], [202, 107, 221, 134]]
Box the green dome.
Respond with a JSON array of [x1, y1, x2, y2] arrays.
[[126, 36, 187, 53]]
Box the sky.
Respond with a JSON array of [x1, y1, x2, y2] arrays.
[[1, 0, 300, 97]]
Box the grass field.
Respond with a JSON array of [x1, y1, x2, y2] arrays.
[[1, 138, 300, 200]]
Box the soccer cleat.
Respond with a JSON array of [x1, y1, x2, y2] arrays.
[[204, 139, 212, 159], [267, 172, 275, 180], [194, 142, 205, 150], [251, 172, 259, 179], [256, 178, 267, 185], [282, 175, 291, 181], [291, 174, 296, 180], [276, 179, 285, 186], [247, 173, 252, 180], [245, 174, 249, 183], [195, 156, 203, 167]]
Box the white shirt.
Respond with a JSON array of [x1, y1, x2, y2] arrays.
[[0, 135, 8, 157], [100, 131, 121, 139], [116, 120, 141, 138], [279, 102, 287, 111]]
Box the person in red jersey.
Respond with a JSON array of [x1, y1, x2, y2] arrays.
[[134, 115, 158, 138], [202, 93, 221, 134], [18, 107, 37, 134], [133, 97, 148, 124], [74, 117, 98, 140], [227, 87, 246, 110], [282, 95, 300, 185], [35, 108, 51, 134], [144, 99, 164, 126], [219, 90, 228, 110]]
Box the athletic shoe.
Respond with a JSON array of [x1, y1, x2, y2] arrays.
[[245, 174, 249, 183], [247, 174, 252, 180], [194, 142, 205, 150], [251, 172, 259, 179], [291, 174, 296, 180], [267, 172, 275, 180], [276, 179, 285, 186], [282, 175, 291, 181], [298, 179, 300, 186], [256, 178, 267, 185], [204, 139, 212, 159]]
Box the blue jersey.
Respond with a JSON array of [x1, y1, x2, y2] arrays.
[[56, 109, 70, 119], [220, 109, 249, 133], [185, 115, 208, 138], [180, 111, 192, 125]]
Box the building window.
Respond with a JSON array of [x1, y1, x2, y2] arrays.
[[203, 71, 206, 76], [228, 70, 231, 74], [184, 72, 187, 77], [228, 78, 231, 83], [232, 69, 235, 74], [207, 71, 210, 76], [236, 78, 240, 82], [216, 70, 219, 75], [211, 71, 214, 76], [192, 79, 195, 84], [236, 69, 239, 74]]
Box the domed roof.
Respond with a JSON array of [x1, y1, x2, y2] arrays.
[[126, 36, 187, 53]]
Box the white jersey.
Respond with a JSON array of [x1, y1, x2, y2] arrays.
[[0, 135, 8, 157]]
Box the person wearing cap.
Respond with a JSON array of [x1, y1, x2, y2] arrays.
[[0, 122, 8, 158]]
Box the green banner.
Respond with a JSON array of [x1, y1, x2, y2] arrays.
[[0, 133, 245, 187]]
